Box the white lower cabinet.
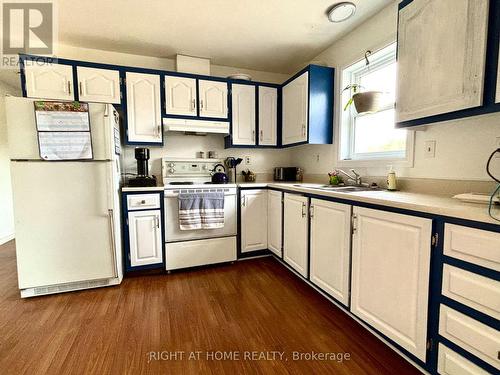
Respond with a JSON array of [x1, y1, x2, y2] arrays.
[[438, 343, 490, 375], [350, 207, 432, 361], [267, 190, 282, 257], [283, 193, 308, 277], [439, 305, 500, 371], [310, 199, 351, 306], [240, 189, 268, 253], [128, 210, 163, 267]]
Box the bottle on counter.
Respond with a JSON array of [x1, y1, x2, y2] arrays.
[[387, 165, 397, 191]]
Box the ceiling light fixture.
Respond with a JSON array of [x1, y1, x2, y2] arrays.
[[327, 2, 356, 23]]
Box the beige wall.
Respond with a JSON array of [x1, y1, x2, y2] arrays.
[[290, 2, 500, 182], [0, 81, 20, 243]]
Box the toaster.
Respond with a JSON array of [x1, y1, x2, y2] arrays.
[[274, 167, 303, 182]]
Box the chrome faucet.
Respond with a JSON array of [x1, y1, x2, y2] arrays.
[[335, 169, 362, 185]]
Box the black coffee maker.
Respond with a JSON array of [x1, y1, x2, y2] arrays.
[[128, 148, 157, 187]]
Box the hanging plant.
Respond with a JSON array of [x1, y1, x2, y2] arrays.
[[342, 84, 384, 115], [342, 50, 384, 115]]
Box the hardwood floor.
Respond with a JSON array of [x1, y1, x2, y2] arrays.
[[0, 240, 420, 375]]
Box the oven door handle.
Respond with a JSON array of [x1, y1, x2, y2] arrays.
[[164, 192, 236, 198]]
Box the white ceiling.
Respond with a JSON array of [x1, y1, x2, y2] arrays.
[[58, 0, 394, 74]]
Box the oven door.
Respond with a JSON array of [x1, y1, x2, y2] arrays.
[[164, 188, 237, 242]]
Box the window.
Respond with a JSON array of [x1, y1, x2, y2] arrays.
[[339, 43, 413, 165]]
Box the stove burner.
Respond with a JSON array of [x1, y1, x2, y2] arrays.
[[168, 181, 194, 185]]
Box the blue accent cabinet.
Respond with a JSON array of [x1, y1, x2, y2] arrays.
[[281, 65, 334, 147]]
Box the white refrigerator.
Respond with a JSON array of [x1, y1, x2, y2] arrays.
[[6, 97, 123, 297]]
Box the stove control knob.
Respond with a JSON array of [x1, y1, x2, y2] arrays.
[[169, 168, 175, 173], [202, 165, 207, 170], [168, 163, 175, 167]]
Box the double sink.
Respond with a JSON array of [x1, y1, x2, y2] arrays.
[[293, 184, 382, 193]]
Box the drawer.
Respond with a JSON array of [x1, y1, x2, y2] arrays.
[[127, 193, 161, 211], [165, 236, 236, 270], [442, 264, 500, 320], [439, 305, 500, 370], [438, 343, 490, 375], [444, 224, 500, 272]]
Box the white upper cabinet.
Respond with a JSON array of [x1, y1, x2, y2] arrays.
[[125, 72, 162, 144], [24, 63, 74, 101], [283, 193, 308, 277], [231, 84, 256, 145], [198, 80, 228, 118], [77, 67, 121, 104], [258, 86, 278, 146], [164, 76, 197, 116], [267, 190, 282, 257], [350, 207, 432, 361], [128, 209, 163, 267], [240, 189, 268, 253], [282, 72, 308, 145], [396, 0, 489, 122], [310, 199, 351, 306]]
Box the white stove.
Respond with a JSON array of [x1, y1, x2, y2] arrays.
[[162, 157, 235, 187], [162, 157, 237, 271]]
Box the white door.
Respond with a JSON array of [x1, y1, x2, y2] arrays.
[[198, 79, 228, 118], [24, 63, 74, 100], [310, 199, 351, 306], [128, 210, 163, 267], [282, 72, 308, 145], [241, 189, 268, 253], [283, 193, 308, 277], [77, 67, 121, 104], [231, 84, 256, 145], [125, 72, 162, 143], [267, 190, 282, 257], [350, 207, 432, 361], [164, 76, 197, 116], [396, 0, 489, 122], [258, 86, 277, 146]]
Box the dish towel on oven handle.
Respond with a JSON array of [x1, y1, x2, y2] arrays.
[[178, 192, 225, 230]]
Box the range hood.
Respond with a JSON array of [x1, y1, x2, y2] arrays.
[[163, 118, 229, 134]]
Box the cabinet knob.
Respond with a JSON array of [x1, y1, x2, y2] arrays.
[[140, 200, 146, 204]]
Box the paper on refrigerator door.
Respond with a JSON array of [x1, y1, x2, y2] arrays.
[[34, 101, 90, 131], [38, 131, 93, 160]]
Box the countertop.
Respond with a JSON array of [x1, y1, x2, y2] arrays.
[[122, 182, 500, 225]]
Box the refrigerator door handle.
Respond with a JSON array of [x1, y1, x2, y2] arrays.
[[108, 209, 118, 278]]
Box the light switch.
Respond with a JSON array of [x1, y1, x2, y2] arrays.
[[424, 140, 436, 158]]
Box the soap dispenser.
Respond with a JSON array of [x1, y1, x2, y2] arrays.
[[387, 165, 397, 191]]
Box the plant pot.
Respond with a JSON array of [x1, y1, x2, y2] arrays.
[[353, 91, 384, 114]]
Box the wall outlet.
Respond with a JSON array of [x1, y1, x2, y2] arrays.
[[424, 140, 436, 158], [244, 155, 251, 165]]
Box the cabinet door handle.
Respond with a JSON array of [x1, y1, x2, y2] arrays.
[[309, 205, 314, 219], [68, 81, 71, 95], [302, 124, 306, 136], [156, 216, 160, 228], [301, 202, 306, 218], [79, 82, 83, 96], [200, 99, 204, 110], [260, 130, 263, 141], [241, 196, 246, 207], [191, 99, 196, 111], [157, 125, 161, 138], [252, 130, 255, 142]]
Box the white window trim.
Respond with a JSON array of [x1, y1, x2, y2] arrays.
[[336, 42, 415, 168]]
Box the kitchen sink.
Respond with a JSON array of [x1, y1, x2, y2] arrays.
[[293, 184, 381, 193]]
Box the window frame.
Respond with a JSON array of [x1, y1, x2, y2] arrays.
[[337, 42, 414, 168]]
